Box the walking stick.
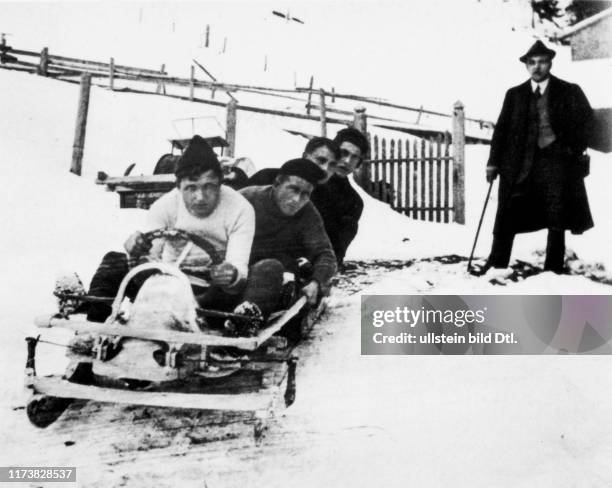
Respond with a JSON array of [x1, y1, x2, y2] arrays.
[[467, 180, 494, 273]]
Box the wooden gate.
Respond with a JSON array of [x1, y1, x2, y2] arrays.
[[358, 134, 456, 223]]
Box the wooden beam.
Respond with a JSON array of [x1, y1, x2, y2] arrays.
[[305, 75, 313, 115], [109, 57, 115, 90], [189, 65, 195, 100], [226, 99, 238, 157], [30, 376, 275, 412], [70, 73, 92, 176], [452, 101, 466, 224], [37, 47, 48, 76], [192, 58, 237, 102], [319, 89, 327, 137], [353, 106, 367, 135]]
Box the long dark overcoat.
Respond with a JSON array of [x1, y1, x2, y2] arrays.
[[487, 75, 594, 235]]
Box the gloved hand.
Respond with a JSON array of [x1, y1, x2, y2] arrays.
[[301, 280, 320, 306], [124, 231, 151, 257], [210, 261, 238, 287], [486, 166, 499, 183]]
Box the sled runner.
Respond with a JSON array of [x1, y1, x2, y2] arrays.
[[25, 229, 325, 438]]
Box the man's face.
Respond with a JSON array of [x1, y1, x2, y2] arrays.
[[273, 175, 314, 216], [178, 170, 221, 218], [334, 141, 362, 178], [525, 55, 552, 83], [304, 145, 336, 183]]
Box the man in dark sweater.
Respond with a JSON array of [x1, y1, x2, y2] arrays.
[[238, 158, 337, 314], [310, 128, 369, 267]]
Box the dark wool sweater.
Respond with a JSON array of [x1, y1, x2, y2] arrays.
[[239, 185, 337, 286], [310, 175, 363, 265]]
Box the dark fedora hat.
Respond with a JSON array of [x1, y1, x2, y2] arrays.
[[519, 40, 556, 63]]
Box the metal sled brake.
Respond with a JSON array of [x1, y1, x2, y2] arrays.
[[24, 229, 325, 433]]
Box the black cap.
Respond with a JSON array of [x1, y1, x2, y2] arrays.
[[333, 127, 369, 156], [279, 158, 327, 186], [175, 135, 222, 180], [519, 40, 556, 63]]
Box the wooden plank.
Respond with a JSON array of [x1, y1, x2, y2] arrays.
[[192, 58, 237, 102], [226, 100, 238, 157], [319, 89, 327, 137], [35, 297, 306, 352], [109, 57, 115, 90], [373, 134, 379, 160], [38, 47, 49, 76], [435, 136, 442, 223], [30, 377, 275, 412], [189, 65, 195, 100], [353, 107, 367, 134], [305, 75, 313, 115], [412, 139, 419, 220], [404, 139, 414, 217], [96, 174, 175, 188], [388, 139, 395, 204], [70, 73, 91, 176], [371, 135, 379, 198], [252, 297, 306, 347], [396, 139, 404, 213], [428, 138, 435, 222], [444, 133, 451, 223], [35, 315, 259, 349], [452, 101, 465, 224], [381, 138, 387, 202], [45, 56, 164, 77], [420, 138, 426, 221], [361, 133, 372, 192], [156, 63, 166, 94]]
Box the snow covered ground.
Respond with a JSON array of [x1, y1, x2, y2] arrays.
[[1, 1, 611, 486]]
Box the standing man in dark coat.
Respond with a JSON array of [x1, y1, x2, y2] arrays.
[[484, 40, 593, 274]]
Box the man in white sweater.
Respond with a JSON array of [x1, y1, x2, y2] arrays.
[[87, 136, 255, 322]]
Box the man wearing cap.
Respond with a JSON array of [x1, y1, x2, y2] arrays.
[[86, 135, 256, 323], [483, 40, 593, 274], [232, 158, 337, 330], [311, 127, 369, 268]]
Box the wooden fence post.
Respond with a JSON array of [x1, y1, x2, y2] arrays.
[[189, 65, 195, 100], [226, 99, 237, 157], [38, 47, 48, 76], [305, 76, 313, 115], [109, 57, 115, 90], [452, 101, 466, 224], [353, 106, 367, 135], [71, 73, 92, 176], [319, 89, 327, 137], [156, 63, 166, 94]]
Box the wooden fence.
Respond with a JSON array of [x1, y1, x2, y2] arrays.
[[356, 102, 466, 224], [1, 42, 471, 222]]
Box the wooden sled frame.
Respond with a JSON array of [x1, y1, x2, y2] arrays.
[[35, 296, 307, 352]]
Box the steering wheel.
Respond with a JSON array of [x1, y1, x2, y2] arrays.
[[141, 229, 223, 265]]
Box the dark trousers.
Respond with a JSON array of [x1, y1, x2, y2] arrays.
[[197, 259, 284, 318], [488, 229, 565, 272], [86, 253, 285, 323], [489, 142, 567, 273]]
